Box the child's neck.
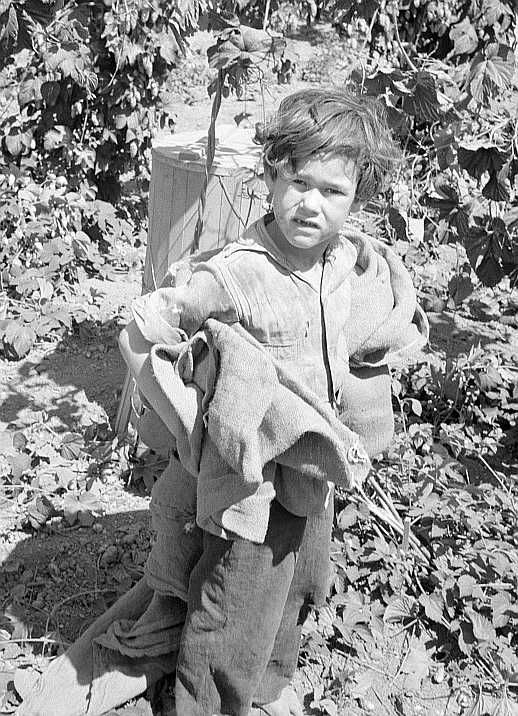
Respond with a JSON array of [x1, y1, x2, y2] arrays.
[[264, 216, 330, 272]]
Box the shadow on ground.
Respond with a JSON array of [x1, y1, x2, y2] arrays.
[[0, 508, 164, 714], [1, 319, 127, 431]]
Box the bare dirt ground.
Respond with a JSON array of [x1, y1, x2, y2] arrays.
[[1, 29, 517, 716]]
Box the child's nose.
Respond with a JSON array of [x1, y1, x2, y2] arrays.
[[301, 188, 321, 212]]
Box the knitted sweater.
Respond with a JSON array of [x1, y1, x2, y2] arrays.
[[147, 319, 371, 545]]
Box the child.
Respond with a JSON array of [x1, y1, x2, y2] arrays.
[[17, 88, 427, 716], [119, 88, 426, 716]]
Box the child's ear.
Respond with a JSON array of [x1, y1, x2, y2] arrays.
[[263, 167, 274, 192], [349, 198, 364, 214]]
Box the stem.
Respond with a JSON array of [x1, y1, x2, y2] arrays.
[[262, 0, 271, 31], [392, 10, 418, 72], [192, 69, 223, 254], [366, 473, 400, 523]]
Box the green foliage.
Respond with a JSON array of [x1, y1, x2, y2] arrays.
[[298, 396, 518, 711], [1, 1, 518, 710], [0, 0, 205, 358], [322, 0, 518, 290]]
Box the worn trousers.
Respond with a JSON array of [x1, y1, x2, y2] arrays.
[[175, 495, 334, 716]]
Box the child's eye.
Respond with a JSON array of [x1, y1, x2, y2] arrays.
[[325, 187, 344, 196], [293, 178, 307, 188]]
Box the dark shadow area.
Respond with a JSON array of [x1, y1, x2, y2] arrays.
[[427, 310, 503, 354], [1, 316, 126, 431], [0, 509, 152, 643], [0, 509, 167, 714]]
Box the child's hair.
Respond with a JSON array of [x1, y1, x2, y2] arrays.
[[259, 88, 401, 202]]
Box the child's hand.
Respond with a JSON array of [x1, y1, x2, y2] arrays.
[[251, 684, 303, 716]]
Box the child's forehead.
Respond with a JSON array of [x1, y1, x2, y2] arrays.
[[293, 152, 358, 180]]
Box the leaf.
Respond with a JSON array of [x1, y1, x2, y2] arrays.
[[3, 321, 36, 358], [2, 5, 18, 42], [457, 142, 506, 180], [13, 667, 40, 700], [407, 217, 424, 243], [3, 604, 28, 640], [458, 620, 476, 655], [400, 641, 430, 692], [468, 44, 515, 105], [464, 223, 506, 286], [44, 125, 72, 151], [351, 669, 377, 698], [5, 132, 23, 157], [157, 30, 179, 63], [41, 80, 61, 106], [493, 693, 518, 716], [482, 173, 509, 202], [419, 593, 445, 623], [63, 491, 103, 526], [0, 430, 17, 457], [449, 18, 478, 56], [467, 608, 496, 643], [408, 398, 422, 416], [36, 277, 54, 301], [383, 594, 417, 623], [59, 432, 84, 459], [458, 574, 477, 598], [402, 71, 441, 122], [492, 592, 511, 628], [45, 47, 83, 80], [7, 452, 31, 480], [18, 79, 41, 107], [448, 273, 474, 304], [320, 698, 338, 716], [54, 466, 77, 489], [114, 114, 127, 129], [434, 128, 455, 171], [388, 207, 407, 240], [27, 495, 56, 529], [337, 504, 358, 529]]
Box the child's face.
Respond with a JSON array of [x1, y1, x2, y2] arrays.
[[265, 153, 359, 262]]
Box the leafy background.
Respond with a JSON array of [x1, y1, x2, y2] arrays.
[[0, 0, 517, 713]]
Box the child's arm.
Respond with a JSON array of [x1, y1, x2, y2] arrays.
[[118, 321, 182, 441], [119, 266, 239, 432], [131, 267, 238, 345]]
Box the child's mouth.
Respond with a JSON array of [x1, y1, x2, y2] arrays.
[[293, 217, 318, 229]]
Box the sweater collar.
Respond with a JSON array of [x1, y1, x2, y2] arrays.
[[239, 216, 358, 293]]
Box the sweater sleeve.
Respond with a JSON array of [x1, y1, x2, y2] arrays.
[[131, 266, 240, 344], [347, 237, 428, 367]]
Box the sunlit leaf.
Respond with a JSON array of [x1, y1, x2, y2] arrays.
[[468, 44, 515, 105], [2, 5, 18, 43], [26, 495, 56, 529], [3, 321, 36, 358], [383, 594, 418, 623], [18, 78, 41, 107], [59, 432, 84, 459], [419, 593, 445, 623], [7, 452, 31, 480], [13, 667, 39, 699], [450, 18, 478, 56], [44, 125, 73, 151], [5, 132, 23, 156], [466, 608, 496, 643]]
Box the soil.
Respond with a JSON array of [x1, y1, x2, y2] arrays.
[[1, 27, 517, 716]]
